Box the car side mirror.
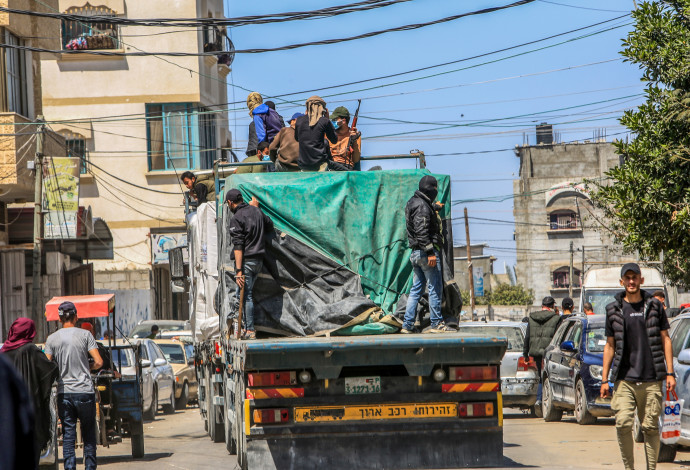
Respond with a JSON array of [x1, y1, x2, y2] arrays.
[[141, 359, 151, 368], [561, 341, 576, 352], [153, 358, 167, 367], [679, 348, 690, 365]]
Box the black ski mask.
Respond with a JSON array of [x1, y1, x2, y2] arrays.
[[418, 175, 438, 201]]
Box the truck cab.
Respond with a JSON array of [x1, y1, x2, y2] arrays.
[[579, 267, 666, 315]]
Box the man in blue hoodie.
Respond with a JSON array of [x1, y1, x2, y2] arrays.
[[245, 93, 284, 157]]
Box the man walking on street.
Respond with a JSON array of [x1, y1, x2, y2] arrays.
[[226, 189, 274, 340], [45, 301, 103, 470], [400, 175, 450, 334], [601, 263, 675, 470], [523, 296, 561, 412]]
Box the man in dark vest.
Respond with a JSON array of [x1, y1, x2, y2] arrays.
[[601, 263, 674, 470], [523, 296, 561, 412], [181, 171, 216, 204]]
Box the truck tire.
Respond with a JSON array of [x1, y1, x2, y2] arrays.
[[131, 422, 145, 459], [658, 443, 677, 463], [575, 380, 596, 425], [542, 378, 563, 422]]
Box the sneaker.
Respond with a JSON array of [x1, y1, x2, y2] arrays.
[[400, 328, 414, 334], [425, 322, 452, 334], [243, 330, 256, 340]]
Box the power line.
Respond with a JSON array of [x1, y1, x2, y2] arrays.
[[537, 0, 630, 13]]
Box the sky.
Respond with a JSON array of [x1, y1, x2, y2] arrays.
[[222, 0, 644, 274]]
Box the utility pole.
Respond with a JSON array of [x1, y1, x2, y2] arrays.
[[464, 207, 475, 317], [569, 241, 574, 298], [31, 117, 45, 337]]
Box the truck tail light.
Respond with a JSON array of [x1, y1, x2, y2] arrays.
[[214, 341, 221, 358], [248, 371, 297, 387], [252, 408, 289, 424], [458, 402, 494, 418], [449, 366, 498, 381], [518, 356, 537, 372]]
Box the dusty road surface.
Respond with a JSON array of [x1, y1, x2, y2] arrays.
[[65, 406, 690, 469]]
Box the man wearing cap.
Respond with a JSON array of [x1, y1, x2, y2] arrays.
[[327, 106, 361, 171], [601, 263, 674, 470], [269, 112, 303, 172], [226, 189, 274, 340], [45, 301, 103, 470], [523, 296, 561, 413]]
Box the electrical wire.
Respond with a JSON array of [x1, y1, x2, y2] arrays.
[[537, 0, 631, 13]]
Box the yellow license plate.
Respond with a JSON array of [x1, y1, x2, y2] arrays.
[[294, 403, 457, 422]]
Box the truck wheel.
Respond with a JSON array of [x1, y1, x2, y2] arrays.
[[542, 378, 563, 422], [131, 422, 145, 458], [575, 380, 597, 425], [658, 443, 677, 463], [176, 382, 189, 410]]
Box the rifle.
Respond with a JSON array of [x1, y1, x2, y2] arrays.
[[345, 99, 362, 167]]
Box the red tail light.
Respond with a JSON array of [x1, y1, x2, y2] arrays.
[[458, 402, 494, 418], [248, 371, 297, 387], [449, 366, 498, 381], [253, 408, 290, 424], [214, 341, 221, 357], [518, 356, 537, 372]]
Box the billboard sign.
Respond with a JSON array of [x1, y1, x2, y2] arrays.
[[151, 233, 187, 265], [43, 157, 80, 239]]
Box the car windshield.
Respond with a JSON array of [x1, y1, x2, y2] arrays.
[[130, 323, 187, 338], [459, 326, 524, 351], [586, 327, 607, 353], [581, 290, 618, 316], [158, 344, 186, 364], [110, 348, 132, 368], [184, 344, 194, 359]]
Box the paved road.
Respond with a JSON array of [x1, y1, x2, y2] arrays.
[[71, 407, 690, 469]]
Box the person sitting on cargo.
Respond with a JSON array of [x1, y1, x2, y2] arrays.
[[236, 142, 269, 174], [226, 189, 275, 340], [294, 95, 338, 171], [583, 302, 594, 315], [147, 324, 159, 339], [400, 175, 451, 334], [327, 106, 361, 171], [269, 112, 303, 172], [245, 93, 283, 157], [523, 296, 561, 412], [181, 171, 216, 204]]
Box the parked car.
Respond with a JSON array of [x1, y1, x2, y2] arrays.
[[541, 314, 614, 424], [152, 339, 198, 409], [131, 338, 175, 419], [457, 321, 538, 410], [129, 320, 191, 339]]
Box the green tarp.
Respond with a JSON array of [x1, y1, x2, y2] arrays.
[[221, 169, 451, 315]]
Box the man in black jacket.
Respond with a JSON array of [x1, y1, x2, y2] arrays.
[[601, 263, 675, 470], [294, 95, 338, 171], [400, 175, 449, 333], [226, 189, 274, 340]]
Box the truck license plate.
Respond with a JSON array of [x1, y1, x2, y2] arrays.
[[345, 376, 381, 395], [294, 403, 457, 422]]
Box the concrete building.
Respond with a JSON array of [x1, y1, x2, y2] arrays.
[[453, 244, 496, 297], [40, 0, 232, 333], [513, 127, 634, 309]]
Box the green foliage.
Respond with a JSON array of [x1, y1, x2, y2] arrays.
[[461, 283, 534, 306], [591, 1, 690, 286]]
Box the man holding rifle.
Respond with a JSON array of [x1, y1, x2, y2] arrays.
[[328, 105, 362, 171], [226, 189, 274, 340]]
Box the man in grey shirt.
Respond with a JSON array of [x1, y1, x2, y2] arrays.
[[45, 301, 102, 470]]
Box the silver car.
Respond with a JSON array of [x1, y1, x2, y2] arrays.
[[457, 321, 539, 409]]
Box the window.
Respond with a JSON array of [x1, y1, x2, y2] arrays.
[[671, 319, 690, 358], [66, 138, 89, 174], [147, 103, 217, 171], [159, 344, 186, 364], [549, 210, 578, 230], [565, 323, 582, 348], [62, 6, 119, 50], [552, 267, 581, 289], [2, 30, 29, 117]]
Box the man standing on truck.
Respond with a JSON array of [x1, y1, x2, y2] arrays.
[[45, 301, 103, 470], [523, 296, 561, 410], [400, 175, 451, 334], [269, 112, 303, 172], [181, 171, 216, 204], [226, 189, 274, 340], [294, 95, 338, 171], [327, 106, 361, 171], [600, 263, 675, 470]]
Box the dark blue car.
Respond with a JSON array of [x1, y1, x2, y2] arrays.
[[541, 314, 614, 424]]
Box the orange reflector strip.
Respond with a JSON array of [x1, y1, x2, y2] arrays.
[[252, 408, 289, 424], [448, 366, 498, 381], [246, 388, 305, 400], [247, 371, 297, 387], [442, 382, 500, 393], [458, 402, 494, 418]]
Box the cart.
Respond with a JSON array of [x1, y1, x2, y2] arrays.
[[45, 294, 146, 459]]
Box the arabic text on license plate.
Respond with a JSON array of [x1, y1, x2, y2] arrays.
[[294, 403, 458, 422], [345, 376, 381, 395]]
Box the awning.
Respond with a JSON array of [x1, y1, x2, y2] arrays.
[[45, 294, 115, 321]]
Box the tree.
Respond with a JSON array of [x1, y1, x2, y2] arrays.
[[460, 284, 534, 306], [591, 1, 690, 286]]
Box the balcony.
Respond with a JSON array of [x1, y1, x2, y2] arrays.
[[0, 113, 65, 203]]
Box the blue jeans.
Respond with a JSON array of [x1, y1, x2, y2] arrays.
[[236, 257, 263, 331], [58, 393, 97, 470], [403, 249, 443, 330]]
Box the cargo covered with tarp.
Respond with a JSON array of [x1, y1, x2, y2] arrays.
[[214, 169, 461, 337]]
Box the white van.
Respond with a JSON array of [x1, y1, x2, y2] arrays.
[[579, 267, 666, 315]]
